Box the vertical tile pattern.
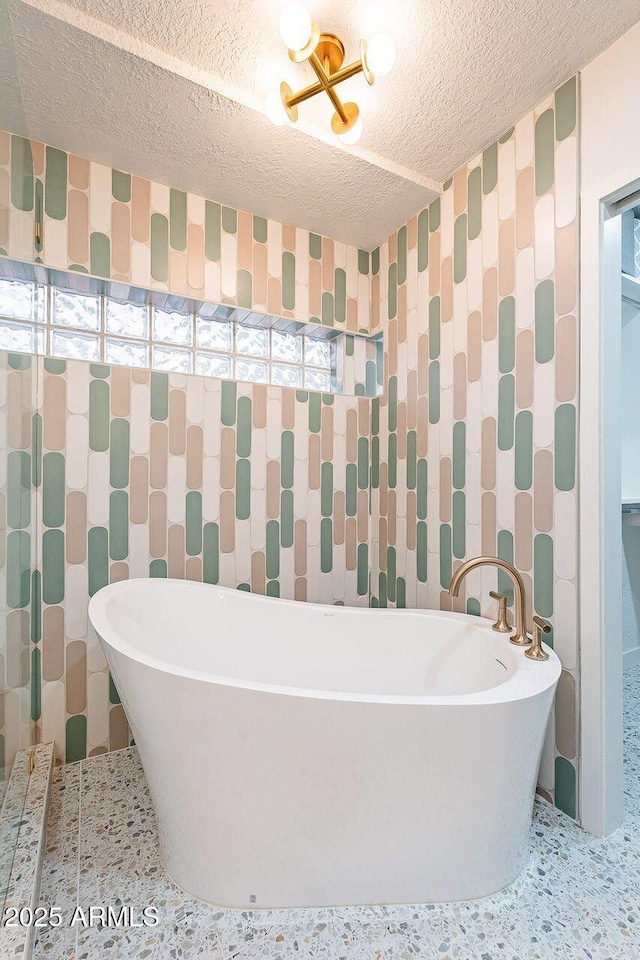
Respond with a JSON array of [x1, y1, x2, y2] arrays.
[[0, 80, 579, 814], [371, 78, 579, 815]]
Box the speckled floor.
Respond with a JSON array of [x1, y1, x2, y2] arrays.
[[32, 666, 640, 960]]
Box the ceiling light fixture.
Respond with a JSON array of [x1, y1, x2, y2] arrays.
[[266, 3, 396, 145]]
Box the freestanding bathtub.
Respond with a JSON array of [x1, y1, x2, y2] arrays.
[[88, 578, 561, 908]]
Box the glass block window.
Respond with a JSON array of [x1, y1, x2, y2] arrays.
[[0, 275, 337, 391]]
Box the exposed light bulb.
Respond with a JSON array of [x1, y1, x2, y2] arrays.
[[279, 3, 313, 52], [338, 116, 363, 145], [365, 33, 396, 77], [265, 90, 289, 126]]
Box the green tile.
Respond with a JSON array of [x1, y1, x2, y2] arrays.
[[389, 434, 398, 489], [89, 374, 110, 451], [220, 380, 237, 426], [11, 136, 34, 212], [169, 189, 187, 251], [186, 491, 203, 556], [150, 213, 169, 282], [371, 247, 380, 275], [109, 491, 129, 561], [308, 393, 321, 433], [499, 296, 516, 373], [281, 490, 294, 548], [44, 358, 66, 375], [150, 559, 167, 578], [417, 459, 428, 520], [236, 396, 252, 457], [452, 491, 466, 559], [66, 714, 87, 764], [43, 529, 64, 604], [320, 517, 332, 573], [90, 233, 110, 278], [397, 225, 407, 285], [111, 170, 131, 203], [90, 364, 109, 379], [497, 530, 514, 604], [9, 353, 31, 370], [44, 146, 67, 220], [534, 533, 554, 616], [35, 178, 43, 253], [515, 411, 533, 490], [418, 209, 429, 272], [555, 76, 577, 141], [237, 269, 252, 308], [453, 421, 466, 489], [371, 397, 380, 437], [253, 216, 268, 243], [322, 291, 334, 326], [454, 214, 468, 283], [43, 452, 65, 528], [371, 435, 380, 489], [334, 268, 346, 324], [150, 371, 169, 421], [235, 459, 251, 520], [357, 543, 369, 596], [429, 361, 440, 423], [555, 757, 576, 819], [406, 430, 417, 490], [7, 450, 31, 530], [88, 527, 109, 596], [429, 297, 441, 359], [7, 530, 30, 608], [535, 279, 555, 363], [396, 577, 406, 608], [429, 197, 441, 231], [498, 374, 515, 450], [309, 233, 322, 259], [109, 674, 121, 705], [378, 571, 387, 608], [266, 580, 280, 598], [203, 523, 220, 584], [109, 418, 130, 489], [388, 262, 397, 319], [439, 524, 452, 588], [358, 249, 369, 275], [321, 461, 333, 517], [535, 109, 555, 196], [281, 431, 294, 488], [282, 252, 296, 311], [346, 463, 357, 516], [387, 546, 397, 603], [31, 570, 41, 644], [483, 141, 498, 194], [205, 202, 221, 261], [468, 167, 482, 240], [555, 403, 576, 491], [365, 360, 377, 398], [358, 436, 369, 490], [388, 375, 398, 431], [31, 647, 41, 723], [221, 206, 237, 233], [266, 520, 280, 579], [467, 598, 481, 617], [499, 128, 514, 143]]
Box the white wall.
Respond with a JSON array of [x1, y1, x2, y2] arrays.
[[578, 18, 640, 835], [581, 19, 640, 194]]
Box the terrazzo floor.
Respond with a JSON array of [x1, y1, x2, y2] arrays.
[[30, 665, 640, 960]]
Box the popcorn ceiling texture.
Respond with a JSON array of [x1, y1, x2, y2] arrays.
[[0, 75, 578, 818]]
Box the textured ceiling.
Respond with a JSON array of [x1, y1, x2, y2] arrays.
[[3, 0, 640, 248]]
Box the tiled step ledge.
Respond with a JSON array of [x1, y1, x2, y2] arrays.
[[2, 743, 55, 959]]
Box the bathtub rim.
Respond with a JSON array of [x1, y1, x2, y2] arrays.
[[88, 578, 561, 708]]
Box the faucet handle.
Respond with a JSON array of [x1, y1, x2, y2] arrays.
[[525, 615, 551, 661], [489, 590, 512, 634]]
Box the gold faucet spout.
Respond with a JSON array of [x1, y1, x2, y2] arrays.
[[448, 556, 529, 646]]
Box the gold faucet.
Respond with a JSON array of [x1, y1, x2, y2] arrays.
[[448, 556, 530, 646]]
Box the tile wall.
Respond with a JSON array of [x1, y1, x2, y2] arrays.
[[0, 77, 579, 815]]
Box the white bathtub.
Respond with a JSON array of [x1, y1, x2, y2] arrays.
[[88, 578, 561, 908]]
